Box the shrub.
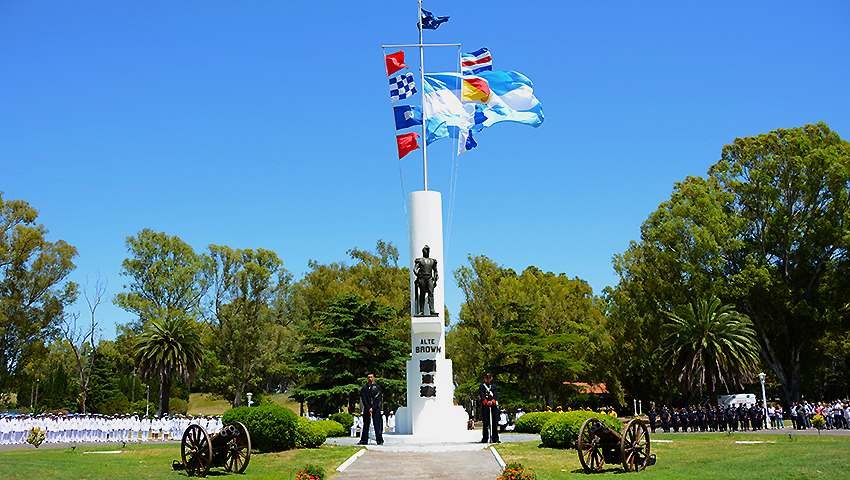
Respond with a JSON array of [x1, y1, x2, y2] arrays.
[[26, 427, 46, 448], [169, 397, 189, 415], [294, 463, 326, 480], [313, 419, 346, 437], [514, 412, 560, 433], [329, 412, 354, 431], [812, 414, 826, 431], [295, 416, 327, 448], [497, 461, 536, 480], [540, 411, 623, 449], [222, 406, 251, 426], [245, 404, 299, 452]]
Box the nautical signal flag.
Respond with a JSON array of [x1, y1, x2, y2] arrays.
[[385, 51, 407, 76], [396, 132, 421, 159], [389, 73, 417, 102], [393, 105, 423, 130], [462, 48, 492, 75], [419, 9, 449, 30], [461, 76, 491, 103]]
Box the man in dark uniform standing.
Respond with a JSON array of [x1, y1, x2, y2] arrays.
[[479, 373, 499, 443], [358, 373, 383, 445], [660, 406, 670, 433], [648, 408, 657, 433]]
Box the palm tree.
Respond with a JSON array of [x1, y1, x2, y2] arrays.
[[660, 297, 760, 404], [136, 315, 203, 416]]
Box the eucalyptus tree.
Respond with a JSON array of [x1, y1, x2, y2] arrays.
[[208, 244, 290, 407], [611, 123, 850, 404], [661, 297, 760, 404], [0, 192, 78, 392]]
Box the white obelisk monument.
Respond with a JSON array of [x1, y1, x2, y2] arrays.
[[393, 190, 469, 437]]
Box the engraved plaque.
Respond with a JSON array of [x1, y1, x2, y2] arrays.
[[420, 385, 437, 397], [422, 374, 434, 384], [419, 359, 437, 372]]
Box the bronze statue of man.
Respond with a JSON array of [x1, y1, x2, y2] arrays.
[[413, 245, 438, 316]]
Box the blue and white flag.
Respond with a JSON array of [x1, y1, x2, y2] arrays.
[[426, 71, 544, 131], [389, 73, 417, 102], [420, 9, 449, 30], [393, 105, 422, 130], [457, 129, 477, 154], [461, 48, 492, 75], [422, 75, 472, 145]]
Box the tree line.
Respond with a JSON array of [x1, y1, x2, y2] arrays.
[[1, 123, 848, 416]]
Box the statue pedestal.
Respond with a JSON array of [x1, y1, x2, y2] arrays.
[[394, 191, 469, 438]]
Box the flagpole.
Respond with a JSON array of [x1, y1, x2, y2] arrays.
[[418, 0, 428, 191]]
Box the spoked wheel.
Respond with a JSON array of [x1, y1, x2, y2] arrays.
[[577, 417, 605, 473], [181, 424, 212, 477], [224, 422, 252, 473], [621, 418, 651, 472]]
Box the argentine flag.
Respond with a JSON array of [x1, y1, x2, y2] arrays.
[[423, 71, 544, 148]]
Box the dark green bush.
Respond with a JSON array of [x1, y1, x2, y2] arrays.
[[222, 406, 251, 426], [244, 404, 299, 452], [540, 411, 623, 449], [514, 412, 560, 433], [329, 412, 354, 431], [313, 419, 346, 437], [295, 416, 327, 448]]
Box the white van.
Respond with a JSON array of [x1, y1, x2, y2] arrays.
[[717, 394, 757, 407]]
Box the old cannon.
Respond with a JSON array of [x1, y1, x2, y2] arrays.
[[577, 418, 653, 473], [180, 422, 251, 477]]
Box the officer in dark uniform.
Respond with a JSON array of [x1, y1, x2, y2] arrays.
[[358, 373, 383, 445], [648, 408, 658, 433], [671, 408, 680, 433], [479, 373, 499, 443], [707, 406, 716, 431], [697, 406, 706, 432], [749, 404, 760, 431], [727, 405, 737, 431], [660, 406, 670, 433], [738, 404, 748, 431], [688, 405, 697, 432]]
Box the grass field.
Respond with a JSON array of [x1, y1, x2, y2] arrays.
[[0, 443, 359, 480], [187, 393, 302, 416], [496, 432, 850, 479], [2, 432, 847, 479]]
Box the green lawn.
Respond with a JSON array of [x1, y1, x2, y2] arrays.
[[496, 432, 850, 479], [0, 443, 359, 480], [2, 433, 848, 479]]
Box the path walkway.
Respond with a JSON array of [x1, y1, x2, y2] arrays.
[[328, 431, 539, 480]]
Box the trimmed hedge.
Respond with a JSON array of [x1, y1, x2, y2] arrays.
[[540, 411, 623, 449], [313, 419, 347, 438], [329, 412, 354, 432], [220, 405, 299, 452], [295, 417, 327, 448], [221, 406, 251, 426], [514, 412, 560, 433]]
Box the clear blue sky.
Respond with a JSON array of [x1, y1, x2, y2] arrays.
[[2, 1, 848, 339]]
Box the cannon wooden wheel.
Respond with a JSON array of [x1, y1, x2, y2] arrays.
[[182, 424, 213, 477], [577, 417, 606, 472], [223, 421, 251, 473], [620, 418, 650, 472]]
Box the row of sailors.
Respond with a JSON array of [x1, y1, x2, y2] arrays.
[[649, 404, 771, 433], [0, 413, 223, 445]]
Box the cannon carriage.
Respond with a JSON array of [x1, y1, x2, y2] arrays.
[[180, 422, 251, 477], [577, 417, 653, 473]]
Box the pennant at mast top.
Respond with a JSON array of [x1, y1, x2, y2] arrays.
[[383, 2, 458, 191]]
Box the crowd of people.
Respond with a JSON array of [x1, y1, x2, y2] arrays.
[[646, 400, 850, 433], [0, 413, 223, 445]]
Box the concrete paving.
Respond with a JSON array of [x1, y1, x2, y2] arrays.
[[329, 430, 539, 480], [334, 449, 501, 480]]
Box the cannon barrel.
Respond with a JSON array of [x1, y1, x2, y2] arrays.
[[210, 424, 242, 448]]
